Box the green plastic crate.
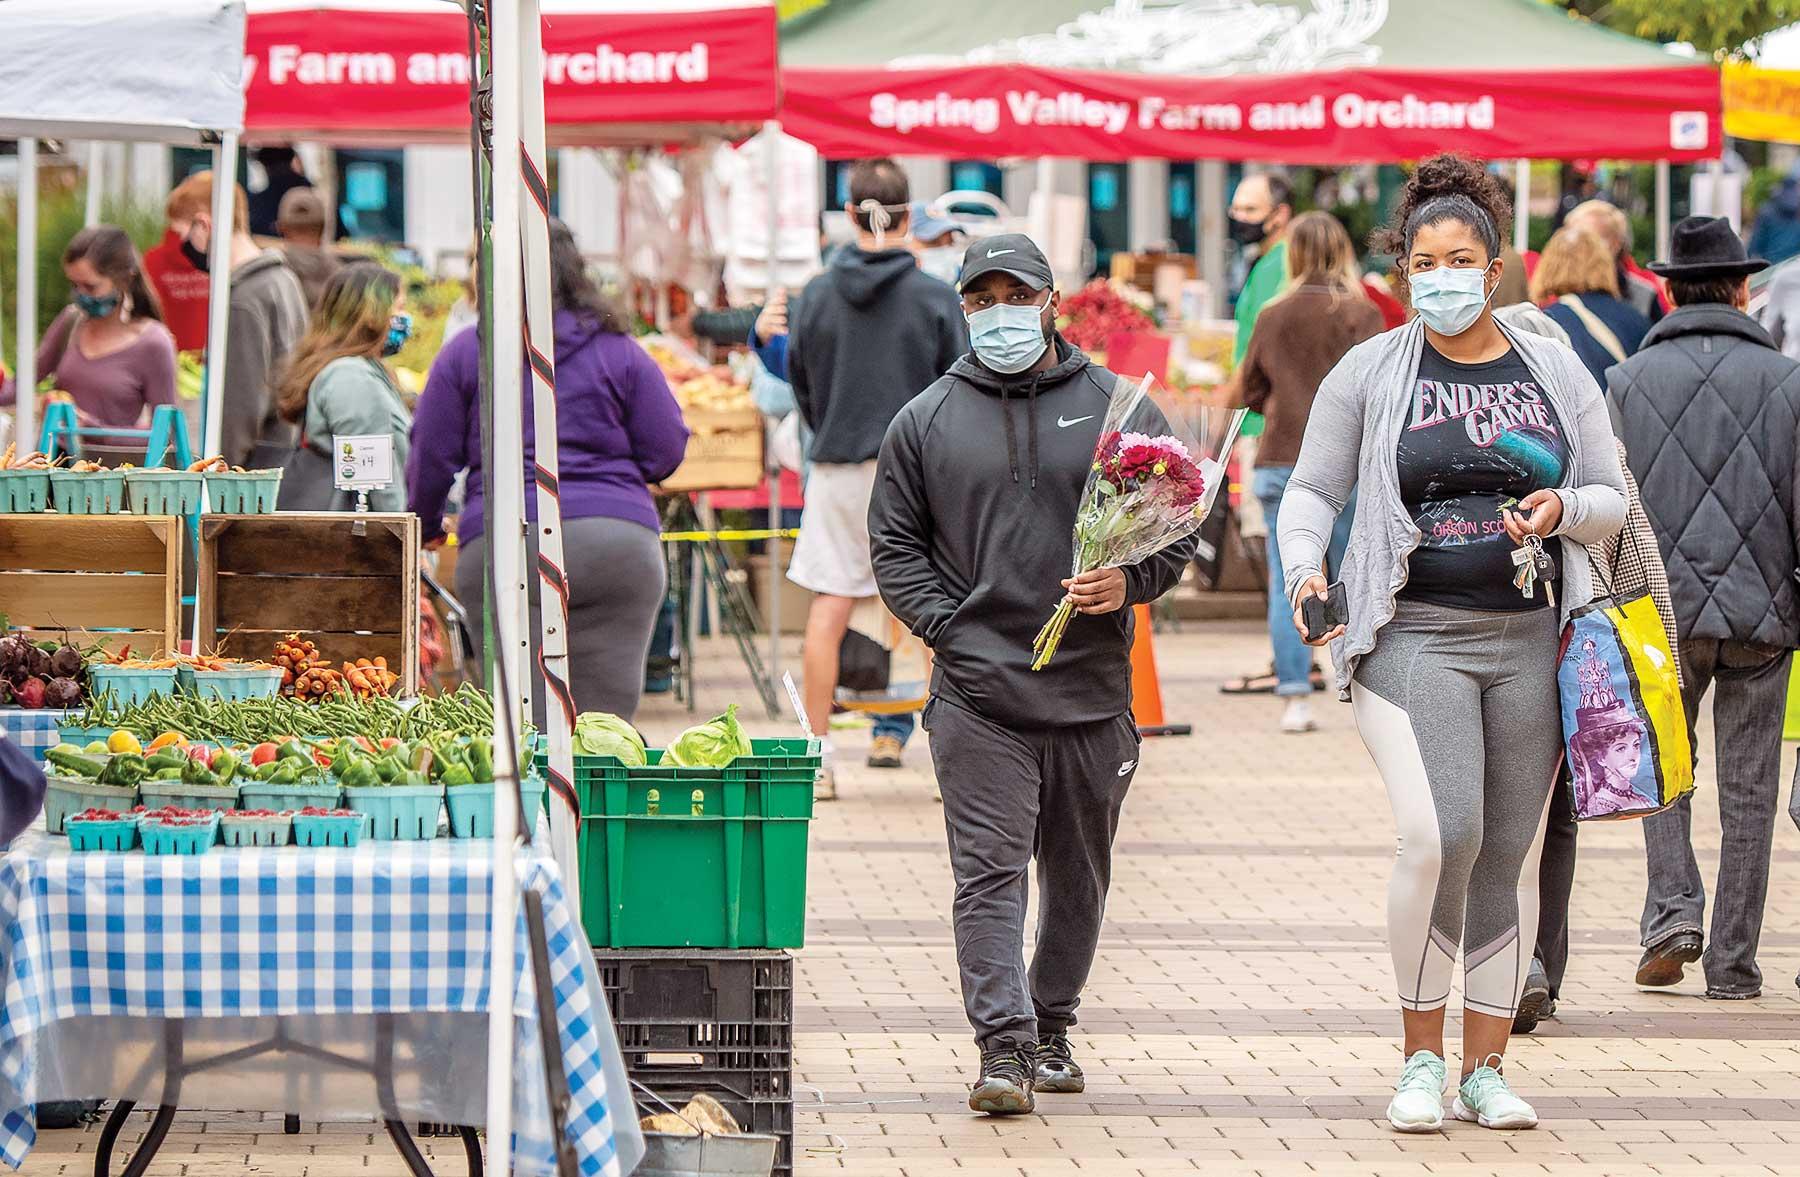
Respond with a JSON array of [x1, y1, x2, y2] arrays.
[[0, 469, 50, 512], [565, 737, 818, 950], [206, 470, 282, 514], [48, 469, 125, 514]]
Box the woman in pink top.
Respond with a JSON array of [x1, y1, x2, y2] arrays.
[[3, 226, 177, 448]]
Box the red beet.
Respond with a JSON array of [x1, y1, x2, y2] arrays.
[[13, 678, 46, 710]]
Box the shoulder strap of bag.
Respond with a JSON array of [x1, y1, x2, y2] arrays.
[[1560, 294, 1629, 366]]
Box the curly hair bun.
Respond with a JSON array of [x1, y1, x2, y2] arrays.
[[1373, 152, 1513, 259]]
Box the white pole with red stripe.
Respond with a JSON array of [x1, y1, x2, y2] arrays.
[[517, 0, 582, 908]]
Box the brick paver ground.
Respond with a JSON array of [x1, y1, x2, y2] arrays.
[[27, 624, 1800, 1175]]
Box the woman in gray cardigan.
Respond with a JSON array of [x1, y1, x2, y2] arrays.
[[1278, 155, 1626, 1134]]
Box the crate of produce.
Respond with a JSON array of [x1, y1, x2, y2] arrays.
[[65, 810, 140, 851], [139, 811, 219, 855], [567, 738, 818, 950], [237, 779, 341, 812], [660, 406, 764, 494], [44, 778, 139, 834], [187, 665, 284, 702], [0, 470, 50, 513], [139, 781, 241, 813], [342, 783, 443, 840], [87, 664, 178, 706], [292, 808, 367, 847], [0, 515, 183, 656], [48, 469, 125, 515], [445, 779, 545, 838], [205, 470, 281, 515], [220, 810, 293, 847], [197, 513, 420, 696], [124, 469, 203, 516]]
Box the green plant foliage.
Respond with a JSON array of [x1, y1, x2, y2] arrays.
[[1558, 0, 1800, 58]]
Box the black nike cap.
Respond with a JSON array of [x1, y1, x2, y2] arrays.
[[958, 233, 1054, 292]]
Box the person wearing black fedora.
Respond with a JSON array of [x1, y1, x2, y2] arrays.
[[1606, 215, 1800, 1000]]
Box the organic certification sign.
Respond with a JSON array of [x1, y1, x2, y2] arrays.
[[334, 433, 394, 493]]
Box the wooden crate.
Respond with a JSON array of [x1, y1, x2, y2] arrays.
[[197, 513, 420, 696], [0, 514, 183, 654], [661, 406, 765, 493]]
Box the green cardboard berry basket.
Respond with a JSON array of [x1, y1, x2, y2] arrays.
[[0, 469, 50, 512], [87, 665, 178, 706], [445, 779, 546, 838], [124, 469, 204, 515], [48, 469, 125, 514], [205, 470, 282, 514], [187, 665, 284, 702], [138, 782, 241, 813], [342, 784, 444, 840], [44, 779, 139, 834]]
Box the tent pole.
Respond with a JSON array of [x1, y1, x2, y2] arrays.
[[765, 119, 782, 685], [1198, 160, 1225, 318], [486, 0, 525, 1167], [85, 142, 105, 227], [1513, 160, 1529, 255], [15, 138, 38, 452], [200, 133, 239, 466], [1655, 160, 1671, 260]]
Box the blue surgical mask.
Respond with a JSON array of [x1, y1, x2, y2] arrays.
[[73, 290, 121, 319], [1409, 263, 1497, 336], [967, 299, 1050, 374], [383, 312, 413, 358], [920, 247, 962, 287]]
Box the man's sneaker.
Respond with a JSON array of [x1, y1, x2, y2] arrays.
[[969, 1046, 1036, 1115], [812, 765, 837, 802], [1635, 931, 1701, 987], [1386, 1050, 1448, 1133], [1279, 699, 1317, 734], [1452, 1057, 1538, 1130], [1033, 1032, 1085, 1094], [866, 735, 904, 769], [1513, 959, 1551, 1035], [1705, 985, 1761, 1000]]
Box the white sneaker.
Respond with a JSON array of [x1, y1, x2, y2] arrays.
[[1452, 1058, 1538, 1130], [1279, 699, 1317, 734], [1387, 1050, 1448, 1133]]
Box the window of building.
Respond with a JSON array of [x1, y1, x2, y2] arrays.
[[1087, 163, 1130, 277], [333, 148, 406, 242], [948, 160, 1003, 196], [1168, 163, 1197, 255]]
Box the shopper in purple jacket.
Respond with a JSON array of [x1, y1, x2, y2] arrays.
[[408, 219, 689, 720]]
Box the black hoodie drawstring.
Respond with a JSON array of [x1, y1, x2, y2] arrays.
[[999, 382, 1020, 484], [1025, 373, 1042, 489], [997, 374, 1045, 488]]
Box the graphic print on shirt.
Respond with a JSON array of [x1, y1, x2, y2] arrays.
[[1396, 346, 1569, 612]]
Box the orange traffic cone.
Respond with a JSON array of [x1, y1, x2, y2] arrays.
[[1130, 604, 1191, 737]]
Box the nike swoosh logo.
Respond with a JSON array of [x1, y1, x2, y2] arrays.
[[986, 248, 1016, 257], [1057, 415, 1095, 428], [1118, 760, 1136, 777]]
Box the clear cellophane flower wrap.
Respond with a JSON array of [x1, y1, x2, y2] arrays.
[[1032, 373, 1246, 670]]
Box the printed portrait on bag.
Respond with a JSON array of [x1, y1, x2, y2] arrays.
[[1560, 633, 1659, 817]]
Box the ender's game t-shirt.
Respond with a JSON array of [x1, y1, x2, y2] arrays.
[[1396, 344, 1569, 612]]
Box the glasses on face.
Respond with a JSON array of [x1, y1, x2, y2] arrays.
[[961, 288, 1046, 313]]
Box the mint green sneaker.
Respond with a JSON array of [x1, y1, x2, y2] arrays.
[[1386, 1050, 1448, 1132], [1452, 1057, 1538, 1130]]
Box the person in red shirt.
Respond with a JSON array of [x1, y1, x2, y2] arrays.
[[141, 181, 212, 353]]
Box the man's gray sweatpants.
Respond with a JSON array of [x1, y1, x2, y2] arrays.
[[924, 695, 1140, 1051]]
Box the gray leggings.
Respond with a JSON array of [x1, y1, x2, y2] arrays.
[[1350, 601, 1560, 1018], [456, 515, 666, 722]]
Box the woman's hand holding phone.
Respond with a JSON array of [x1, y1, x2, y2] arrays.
[[1292, 575, 1347, 647]]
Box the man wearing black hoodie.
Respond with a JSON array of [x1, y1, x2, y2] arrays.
[[787, 159, 966, 799], [870, 235, 1193, 1115]]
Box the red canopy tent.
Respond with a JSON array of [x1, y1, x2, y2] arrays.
[[244, 0, 778, 144]]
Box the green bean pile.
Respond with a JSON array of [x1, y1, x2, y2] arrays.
[[72, 684, 499, 744]]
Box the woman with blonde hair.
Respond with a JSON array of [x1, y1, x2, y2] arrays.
[[1532, 227, 1649, 384], [1234, 211, 1386, 732], [276, 261, 412, 511]]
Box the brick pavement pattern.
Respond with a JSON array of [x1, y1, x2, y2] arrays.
[[27, 626, 1800, 1176]]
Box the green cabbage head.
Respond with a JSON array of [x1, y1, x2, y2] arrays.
[[665, 704, 754, 768], [572, 712, 647, 766]]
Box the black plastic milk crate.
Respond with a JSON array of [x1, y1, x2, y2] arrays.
[[598, 949, 795, 1176]]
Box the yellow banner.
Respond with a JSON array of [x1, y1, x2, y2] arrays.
[[1724, 60, 1800, 144]]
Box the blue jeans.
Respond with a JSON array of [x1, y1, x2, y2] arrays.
[[872, 712, 915, 745], [1253, 464, 1354, 697]]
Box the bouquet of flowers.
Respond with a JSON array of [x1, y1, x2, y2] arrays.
[[1031, 374, 1245, 670]]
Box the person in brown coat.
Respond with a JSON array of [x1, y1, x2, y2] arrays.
[[1234, 211, 1385, 733]]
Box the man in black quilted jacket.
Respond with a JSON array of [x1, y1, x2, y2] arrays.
[[1606, 216, 1800, 1001]]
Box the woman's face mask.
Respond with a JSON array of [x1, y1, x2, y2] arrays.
[[1409, 262, 1497, 337], [920, 247, 962, 287], [73, 288, 122, 319], [383, 312, 414, 358], [967, 296, 1051, 375]]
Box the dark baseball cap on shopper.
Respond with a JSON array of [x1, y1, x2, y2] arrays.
[[958, 233, 1053, 292]]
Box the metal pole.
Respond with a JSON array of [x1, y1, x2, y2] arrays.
[[484, 0, 524, 1171], [764, 119, 782, 682], [199, 134, 239, 466], [85, 142, 105, 227], [15, 138, 38, 451], [1655, 160, 1672, 261], [1198, 160, 1226, 318], [1513, 159, 1530, 255]]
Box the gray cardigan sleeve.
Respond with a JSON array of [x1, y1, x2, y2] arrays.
[[1277, 354, 1364, 607], [1547, 355, 1628, 546]]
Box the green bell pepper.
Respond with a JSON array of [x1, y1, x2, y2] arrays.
[[467, 738, 494, 783], [145, 749, 189, 774], [396, 770, 429, 787], [438, 763, 475, 787], [276, 739, 311, 764], [152, 766, 184, 780], [339, 760, 380, 789], [211, 750, 241, 785], [98, 754, 147, 787], [267, 759, 303, 786], [180, 755, 219, 786]]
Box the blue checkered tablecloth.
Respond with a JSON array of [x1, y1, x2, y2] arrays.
[[0, 711, 77, 764], [0, 835, 626, 1176]]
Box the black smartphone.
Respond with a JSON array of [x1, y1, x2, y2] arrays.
[[1301, 581, 1349, 642]]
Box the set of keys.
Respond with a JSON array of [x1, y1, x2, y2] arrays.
[[1511, 532, 1557, 606]]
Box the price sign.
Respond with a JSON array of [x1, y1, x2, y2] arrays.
[[333, 433, 394, 493]]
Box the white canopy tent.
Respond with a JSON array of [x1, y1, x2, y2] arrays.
[[0, 0, 247, 457]]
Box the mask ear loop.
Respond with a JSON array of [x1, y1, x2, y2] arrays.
[[858, 199, 892, 248]]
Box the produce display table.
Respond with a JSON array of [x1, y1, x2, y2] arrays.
[[0, 832, 637, 1177], [0, 709, 77, 762]]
